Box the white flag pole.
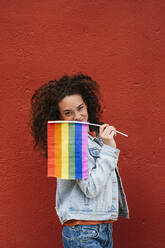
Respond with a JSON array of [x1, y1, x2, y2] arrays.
[[48, 121, 128, 137]]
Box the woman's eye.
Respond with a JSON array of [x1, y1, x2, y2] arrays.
[[65, 111, 72, 116]]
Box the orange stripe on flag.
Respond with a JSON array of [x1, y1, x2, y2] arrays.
[[54, 123, 62, 177]]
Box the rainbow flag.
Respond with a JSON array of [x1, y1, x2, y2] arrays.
[[47, 121, 88, 179]]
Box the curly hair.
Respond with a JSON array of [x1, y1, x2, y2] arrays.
[[30, 73, 103, 157]]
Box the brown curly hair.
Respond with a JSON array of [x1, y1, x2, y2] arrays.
[[30, 73, 103, 157]]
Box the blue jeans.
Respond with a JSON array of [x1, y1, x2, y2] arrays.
[[62, 223, 113, 248]]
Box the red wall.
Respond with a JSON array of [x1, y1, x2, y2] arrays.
[[0, 1, 165, 247]]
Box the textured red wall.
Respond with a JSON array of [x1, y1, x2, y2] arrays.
[[0, 1, 165, 247]]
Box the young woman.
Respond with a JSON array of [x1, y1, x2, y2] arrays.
[[30, 73, 129, 248]]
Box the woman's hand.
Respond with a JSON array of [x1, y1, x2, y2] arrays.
[[99, 124, 117, 148]]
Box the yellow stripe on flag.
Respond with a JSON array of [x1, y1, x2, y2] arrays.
[[61, 123, 69, 179]]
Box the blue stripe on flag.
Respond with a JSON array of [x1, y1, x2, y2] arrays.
[[75, 123, 82, 179]]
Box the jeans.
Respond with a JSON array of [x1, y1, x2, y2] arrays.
[[62, 223, 113, 248]]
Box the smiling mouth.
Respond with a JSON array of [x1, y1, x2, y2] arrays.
[[76, 119, 86, 122]]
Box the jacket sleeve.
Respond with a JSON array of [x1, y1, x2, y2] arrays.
[[77, 144, 120, 198]]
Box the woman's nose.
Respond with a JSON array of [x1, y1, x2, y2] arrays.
[[74, 111, 81, 121]]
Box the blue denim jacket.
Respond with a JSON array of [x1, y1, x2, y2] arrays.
[[56, 134, 129, 224]]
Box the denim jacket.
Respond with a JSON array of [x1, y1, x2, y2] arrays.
[[56, 134, 129, 224]]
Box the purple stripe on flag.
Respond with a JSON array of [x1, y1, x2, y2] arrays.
[[81, 124, 88, 178]]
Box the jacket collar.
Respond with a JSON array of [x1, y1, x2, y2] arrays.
[[88, 134, 103, 146]]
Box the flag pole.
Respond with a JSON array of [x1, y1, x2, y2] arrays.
[[48, 121, 128, 137]]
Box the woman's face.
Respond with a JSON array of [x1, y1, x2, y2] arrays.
[[58, 94, 88, 122]]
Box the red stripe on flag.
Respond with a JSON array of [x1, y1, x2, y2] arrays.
[[47, 123, 55, 177]]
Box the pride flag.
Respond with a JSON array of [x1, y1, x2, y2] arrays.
[[47, 121, 88, 179]]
